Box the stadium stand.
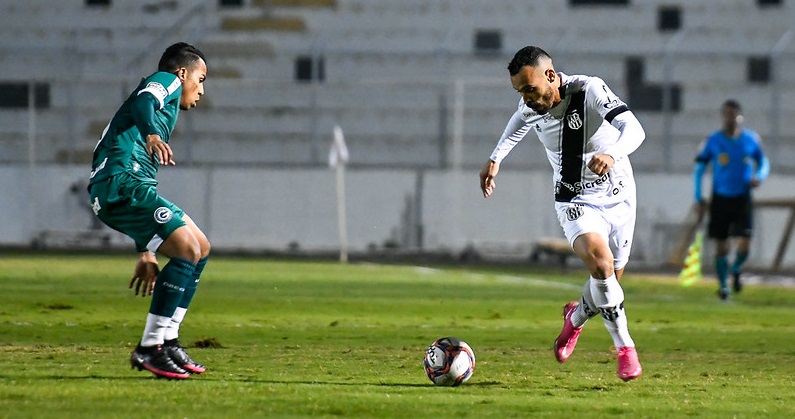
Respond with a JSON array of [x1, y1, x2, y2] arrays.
[[2, 0, 795, 172]]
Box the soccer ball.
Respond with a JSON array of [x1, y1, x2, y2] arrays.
[[423, 337, 475, 386]]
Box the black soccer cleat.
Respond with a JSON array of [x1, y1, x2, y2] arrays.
[[164, 339, 206, 374], [130, 344, 190, 380], [732, 271, 743, 293], [718, 288, 731, 302]]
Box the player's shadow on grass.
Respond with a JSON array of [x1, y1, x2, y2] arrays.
[[223, 378, 504, 388], [1, 375, 502, 387]]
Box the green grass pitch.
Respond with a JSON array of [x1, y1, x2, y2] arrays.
[[1, 254, 794, 418]]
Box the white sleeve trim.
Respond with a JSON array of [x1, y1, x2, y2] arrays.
[[137, 82, 168, 109]]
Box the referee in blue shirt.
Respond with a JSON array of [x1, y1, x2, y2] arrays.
[[694, 99, 770, 300]]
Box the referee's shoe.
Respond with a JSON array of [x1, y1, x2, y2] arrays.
[[732, 272, 743, 293]]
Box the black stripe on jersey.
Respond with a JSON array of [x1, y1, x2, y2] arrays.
[[555, 90, 587, 203], [605, 105, 629, 123]]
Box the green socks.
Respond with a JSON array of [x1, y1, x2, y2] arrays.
[[149, 257, 196, 317], [179, 257, 207, 310]]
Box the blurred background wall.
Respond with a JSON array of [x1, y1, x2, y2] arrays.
[[2, 0, 795, 270]]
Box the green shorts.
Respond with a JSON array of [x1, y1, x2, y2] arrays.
[[89, 172, 186, 253]]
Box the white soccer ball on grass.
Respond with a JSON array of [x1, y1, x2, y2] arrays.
[[423, 337, 475, 386]]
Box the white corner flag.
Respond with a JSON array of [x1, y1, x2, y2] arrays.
[[329, 125, 349, 168], [330, 125, 349, 263]]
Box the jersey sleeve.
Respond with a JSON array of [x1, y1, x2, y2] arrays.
[[131, 72, 182, 138], [130, 94, 163, 138], [586, 77, 629, 123], [694, 136, 714, 163], [137, 72, 182, 110], [585, 78, 644, 160], [489, 103, 533, 163], [750, 131, 770, 181]]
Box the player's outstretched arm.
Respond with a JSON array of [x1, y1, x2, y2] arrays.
[[479, 160, 500, 198], [130, 251, 159, 297]]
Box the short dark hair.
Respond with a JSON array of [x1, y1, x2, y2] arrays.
[[722, 99, 742, 112], [507, 46, 552, 76], [158, 42, 206, 73]]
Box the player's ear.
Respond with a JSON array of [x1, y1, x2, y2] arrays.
[[546, 68, 556, 83], [175, 67, 187, 81]]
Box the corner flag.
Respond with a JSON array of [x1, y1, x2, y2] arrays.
[[330, 125, 349, 263], [678, 231, 703, 286], [329, 125, 349, 168]]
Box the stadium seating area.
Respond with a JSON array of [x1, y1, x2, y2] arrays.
[[2, 0, 795, 172]]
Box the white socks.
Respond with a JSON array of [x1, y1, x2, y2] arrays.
[[570, 274, 635, 348], [591, 274, 635, 348], [570, 280, 598, 327], [140, 308, 189, 347], [164, 307, 187, 341], [140, 314, 171, 347]]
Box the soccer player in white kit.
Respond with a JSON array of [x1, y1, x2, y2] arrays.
[[479, 46, 645, 381]]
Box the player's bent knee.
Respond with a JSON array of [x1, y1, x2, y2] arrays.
[[590, 259, 615, 279], [201, 240, 211, 259], [160, 227, 202, 263]]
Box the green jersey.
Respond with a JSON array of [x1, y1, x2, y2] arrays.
[[89, 71, 182, 186]]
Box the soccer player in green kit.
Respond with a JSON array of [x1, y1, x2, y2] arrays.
[[88, 42, 208, 380]]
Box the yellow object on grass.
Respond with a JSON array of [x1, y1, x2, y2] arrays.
[[679, 231, 703, 286]]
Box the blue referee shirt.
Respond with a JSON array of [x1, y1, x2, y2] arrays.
[[693, 128, 769, 201]]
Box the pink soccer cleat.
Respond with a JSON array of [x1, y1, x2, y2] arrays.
[[616, 346, 642, 381], [553, 301, 583, 363]]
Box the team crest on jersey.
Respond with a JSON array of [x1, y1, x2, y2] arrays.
[[566, 112, 582, 130], [154, 207, 173, 224], [566, 205, 584, 221], [718, 152, 730, 166]]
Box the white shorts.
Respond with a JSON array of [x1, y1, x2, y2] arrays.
[[554, 197, 636, 270]]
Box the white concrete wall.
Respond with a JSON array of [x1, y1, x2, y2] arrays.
[[3, 165, 794, 271]]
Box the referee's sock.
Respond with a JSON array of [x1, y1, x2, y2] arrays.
[[715, 256, 729, 290], [732, 251, 748, 274]]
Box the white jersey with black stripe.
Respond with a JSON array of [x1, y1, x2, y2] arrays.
[[490, 73, 640, 206]]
